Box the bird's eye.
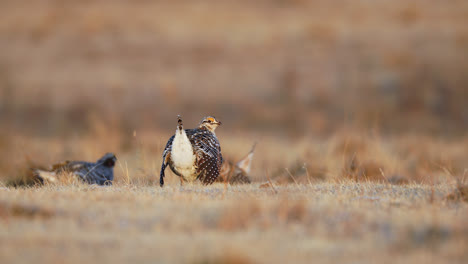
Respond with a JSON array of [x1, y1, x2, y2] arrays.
[[207, 117, 214, 123], [105, 159, 115, 167]]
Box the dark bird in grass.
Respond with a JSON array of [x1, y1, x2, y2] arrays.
[[160, 115, 223, 187], [34, 153, 117, 186], [217, 143, 256, 184]]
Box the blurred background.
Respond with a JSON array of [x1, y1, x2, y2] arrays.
[[1, 0, 467, 184]]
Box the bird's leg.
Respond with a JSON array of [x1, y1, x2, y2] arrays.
[[179, 177, 184, 186]]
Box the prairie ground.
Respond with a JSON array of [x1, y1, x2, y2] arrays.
[[0, 130, 467, 264], [1, 0, 468, 263], [1, 182, 467, 264]]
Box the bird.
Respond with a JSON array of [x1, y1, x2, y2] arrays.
[[217, 143, 256, 184], [34, 153, 117, 186], [160, 115, 223, 187]]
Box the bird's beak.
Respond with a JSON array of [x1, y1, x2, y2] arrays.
[[216, 121, 222, 125]]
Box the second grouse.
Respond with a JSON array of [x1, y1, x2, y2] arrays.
[[160, 115, 223, 187], [34, 153, 117, 185]]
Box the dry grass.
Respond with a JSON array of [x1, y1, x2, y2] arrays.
[[1, 128, 466, 186], [0, 129, 467, 264], [0, 129, 467, 263], [1, 0, 468, 263], [1, 182, 467, 264]]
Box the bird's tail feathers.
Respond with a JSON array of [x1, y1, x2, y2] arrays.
[[34, 169, 58, 183], [236, 142, 256, 174], [177, 115, 184, 131]]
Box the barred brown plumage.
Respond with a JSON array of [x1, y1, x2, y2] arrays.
[[160, 115, 223, 187], [217, 143, 256, 184], [34, 153, 117, 186]]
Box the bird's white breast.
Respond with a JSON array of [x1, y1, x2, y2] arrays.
[[171, 129, 197, 181]]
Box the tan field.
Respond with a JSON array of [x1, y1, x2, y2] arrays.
[[1, 0, 468, 263], [1, 131, 467, 264], [0, 182, 467, 264]]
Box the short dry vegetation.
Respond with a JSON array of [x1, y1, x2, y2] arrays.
[[1, 0, 467, 263]]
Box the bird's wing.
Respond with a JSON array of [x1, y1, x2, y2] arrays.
[[67, 162, 98, 182], [189, 129, 223, 184], [54, 161, 87, 174], [162, 134, 175, 164], [78, 164, 112, 185], [160, 134, 175, 186]]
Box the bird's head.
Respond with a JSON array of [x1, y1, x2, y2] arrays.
[[97, 153, 117, 168], [199, 116, 222, 132]]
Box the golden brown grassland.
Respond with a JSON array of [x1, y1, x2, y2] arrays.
[[1, 182, 468, 264], [1, 0, 468, 263], [1, 130, 467, 264]]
